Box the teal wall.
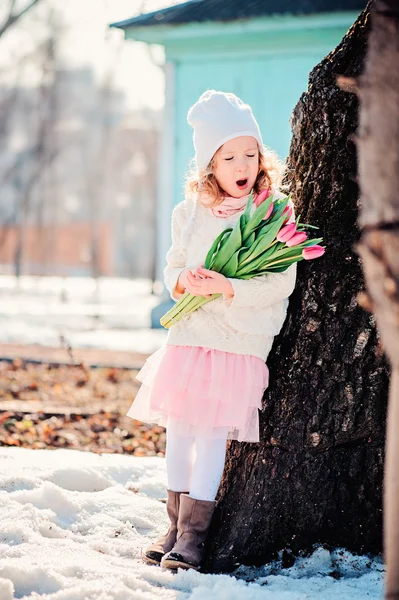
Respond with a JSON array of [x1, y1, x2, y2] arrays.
[[174, 53, 324, 203], [163, 18, 358, 208]]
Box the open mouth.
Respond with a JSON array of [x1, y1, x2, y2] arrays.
[[236, 178, 248, 189]]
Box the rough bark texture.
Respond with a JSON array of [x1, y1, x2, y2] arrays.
[[205, 3, 390, 574], [355, 1, 399, 597]]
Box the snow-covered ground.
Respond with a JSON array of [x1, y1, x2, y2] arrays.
[[0, 275, 385, 598], [0, 447, 384, 600], [0, 276, 168, 354]]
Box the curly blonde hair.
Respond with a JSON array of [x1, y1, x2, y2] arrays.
[[184, 144, 286, 209]]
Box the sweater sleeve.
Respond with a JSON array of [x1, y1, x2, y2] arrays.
[[222, 193, 298, 335], [163, 200, 189, 301], [225, 261, 297, 307]]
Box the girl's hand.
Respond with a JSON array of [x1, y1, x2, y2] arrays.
[[185, 266, 234, 299], [176, 268, 201, 296]]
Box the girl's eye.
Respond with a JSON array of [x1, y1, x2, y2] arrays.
[[224, 155, 256, 161]]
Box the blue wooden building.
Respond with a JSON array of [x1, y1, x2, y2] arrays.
[[111, 0, 365, 325]]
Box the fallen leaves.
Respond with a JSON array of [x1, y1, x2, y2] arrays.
[[0, 359, 166, 457]]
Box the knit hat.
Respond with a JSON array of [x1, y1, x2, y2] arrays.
[[187, 90, 263, 171]]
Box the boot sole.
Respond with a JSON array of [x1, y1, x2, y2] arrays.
[[141, 552, 162, 566], [161, 557, 200, 571]]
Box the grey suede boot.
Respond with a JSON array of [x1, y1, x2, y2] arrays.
[[142, 489, 188, 565], [160, 493, 216, 571]]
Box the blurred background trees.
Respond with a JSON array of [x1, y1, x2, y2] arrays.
[[0, 0, 160, 280]]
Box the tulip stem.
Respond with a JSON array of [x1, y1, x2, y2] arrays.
[[263, 255, 302, 268], [160, 293, 222, 328]]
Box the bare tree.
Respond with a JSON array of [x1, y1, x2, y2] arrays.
[[206, 2, 389, 574], [355, 0, 399, 597], [0, 2, 61, 275], [11, 19, 61, 277], [0, 0, 42, 39], [0, 1, 158, 279]]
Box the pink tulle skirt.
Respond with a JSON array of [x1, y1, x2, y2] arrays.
[[126, 344, 269, 442]]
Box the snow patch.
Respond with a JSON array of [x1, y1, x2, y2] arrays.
[[0, 447, 384, 599]]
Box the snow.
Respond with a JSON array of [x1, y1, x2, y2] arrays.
[[0, 447, 384, 599], [0, 276, 168, 354], [0, 275, 385, 598]]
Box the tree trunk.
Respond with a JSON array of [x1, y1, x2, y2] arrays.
[[206, 2, 390, 574], [354, 1, 399, 597]]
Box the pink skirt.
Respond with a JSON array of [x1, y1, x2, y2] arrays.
[[126, 344, 269, 442]]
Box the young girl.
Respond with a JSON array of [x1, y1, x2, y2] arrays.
[[126, 90, 297, 572]]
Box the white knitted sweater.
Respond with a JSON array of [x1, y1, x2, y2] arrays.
[[163, 189, 297, 361]]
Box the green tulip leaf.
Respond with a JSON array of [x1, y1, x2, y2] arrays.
[[204, 228, 232, 269]]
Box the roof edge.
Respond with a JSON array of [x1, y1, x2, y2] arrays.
[[114, 12, 360, 46], [110, 0, 364, 31], [110, 0, 201, 30]]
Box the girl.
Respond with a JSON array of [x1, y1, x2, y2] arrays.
[[126, 90, 297, 572]]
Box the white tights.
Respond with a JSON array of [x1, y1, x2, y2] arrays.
[[165, 417, 228, 502]]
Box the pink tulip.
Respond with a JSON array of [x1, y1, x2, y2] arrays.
[[302, 245, 325, 260], [263, 203, 274, 220], [286, 231, 308, 247], [254, 188, 270, 208], [277, 222, 297, 242], [282, 205, 293, 225], [282, 205, 292, 216]]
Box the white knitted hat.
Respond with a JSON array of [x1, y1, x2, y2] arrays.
[[187, 90, 263, 171]]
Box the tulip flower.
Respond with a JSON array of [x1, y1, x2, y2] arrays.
[[303, 245, 325, 259], [282, 205, 292, 216], [282, 205, 293, 225], [263, 203, 273, 220], [286, 231, 308, 247], [277, 222, 297, 243], [160, 190, 325, 328], [254, 188, 270, 208]]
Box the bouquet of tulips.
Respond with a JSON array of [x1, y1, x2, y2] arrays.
[[160, 190, 324, 329]]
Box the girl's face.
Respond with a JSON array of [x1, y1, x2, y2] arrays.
[[212, 135, 259, 198]]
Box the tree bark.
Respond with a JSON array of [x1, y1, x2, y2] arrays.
[[206, 2, 390, 574], [354, 1, 399, 597]]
